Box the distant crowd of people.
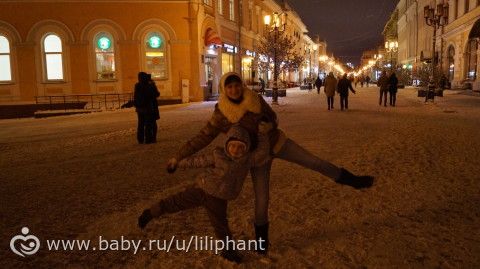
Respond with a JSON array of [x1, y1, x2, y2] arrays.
[[314, 71, 400, 110]]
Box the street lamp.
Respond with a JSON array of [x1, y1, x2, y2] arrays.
[[424, 2, 449, 93], [264, 12, 286, 105], [385, 41, 398, 71]]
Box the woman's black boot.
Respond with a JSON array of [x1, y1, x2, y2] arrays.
[[254, 223, 269, 255], [335, 168, 374, 189]]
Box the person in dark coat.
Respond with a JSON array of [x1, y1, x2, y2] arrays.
[[388, 72, 399, 106], [323, 72, 337, 110], [134, 72, 159, 144], [337, 73, 356, 111], [259, 77, 266, 95], [440, 74, 449, 90], [377, 71, 389, 107], [365, 75, 371, 87], [147, 74, 160, 142], [315, 76, 323, 94]]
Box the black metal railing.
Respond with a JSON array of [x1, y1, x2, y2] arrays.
[[35, 93, 134, 111]]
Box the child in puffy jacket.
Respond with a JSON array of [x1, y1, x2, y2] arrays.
[[138, 123, 270, 263]]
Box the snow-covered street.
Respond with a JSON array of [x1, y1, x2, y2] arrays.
[[1, 87, 480, 268]]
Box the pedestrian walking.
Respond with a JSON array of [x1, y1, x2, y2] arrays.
[[259, 77, 266, 95], [360, 75, 365, 87], [324, 72, 337, 110], [365, 75, 371, 87], [377, 71, 389, 107], [315, 76, 323, 94], [389, 72, 399, 106], [337, 73, 356, 111], [440, 74, 449, 90], [134, 72, 159, 144]]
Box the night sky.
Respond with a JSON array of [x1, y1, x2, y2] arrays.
[[288, 0, 398, 66]]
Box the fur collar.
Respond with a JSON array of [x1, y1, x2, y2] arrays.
[[217, 72, 261, 123], [218, 89, 261, 123]]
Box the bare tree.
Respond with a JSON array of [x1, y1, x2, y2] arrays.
[[257, 30, 304, 87]]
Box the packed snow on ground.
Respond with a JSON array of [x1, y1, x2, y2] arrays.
[[1, 87, 479, 268]]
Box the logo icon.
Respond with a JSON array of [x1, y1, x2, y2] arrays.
[[10, 227, 40, 257]]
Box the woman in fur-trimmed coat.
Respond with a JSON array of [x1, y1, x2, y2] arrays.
[[166, 72, 374, 254]]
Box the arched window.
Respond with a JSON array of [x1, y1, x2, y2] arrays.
[[43, 34, 64, 80], [94, 32, 116, 80], [0, 35, 12, 82], [144, 32, 167, 79], [466, 39, 478, 80], [448, 45, 455, 81]]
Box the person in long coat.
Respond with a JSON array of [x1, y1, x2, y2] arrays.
[[377, 71, 389, 107], [323, 72, 337, 110], [315, 76, 323, 94], [389, 72, 399, 106], [337, 73, 356, 110], [134, 72, 159, 144], [147, 74, 160, 142]]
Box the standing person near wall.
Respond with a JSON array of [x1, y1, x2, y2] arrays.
[[134, 72, 159, 144], [147, 74, 160, 142]]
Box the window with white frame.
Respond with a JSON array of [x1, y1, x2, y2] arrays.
[[144, 32, 167, 79], [229, 0, 235, 21], [43, 34, 64, 81], [218, 0, 223, 14], [94, 32, 116, 80], [0, 35, 12, 82]]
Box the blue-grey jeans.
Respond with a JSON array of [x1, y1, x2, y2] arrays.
[[250, 138, 341, 225]]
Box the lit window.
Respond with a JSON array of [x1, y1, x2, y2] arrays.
[[145, 32, 167, 79], [218, 0, 223, 14], [43, 34, 64, 80], [0, 35, 12, 82], [229, 0, 235, 21], [94, 32, 116, 80]]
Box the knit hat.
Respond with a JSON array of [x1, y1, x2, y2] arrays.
[[224, 124, 251, 157]]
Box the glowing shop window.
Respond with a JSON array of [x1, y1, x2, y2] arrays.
[[95, 33, 116, 80], [145, 33, 167, 79]]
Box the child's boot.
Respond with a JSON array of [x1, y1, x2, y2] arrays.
[[221, 249, 243, 263], [138, 209, 153, 229]]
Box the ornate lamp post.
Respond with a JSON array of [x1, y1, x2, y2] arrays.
[[385, 41, 398, 71], [424, 3, 449, 89], [264, 12, 286, 105]]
